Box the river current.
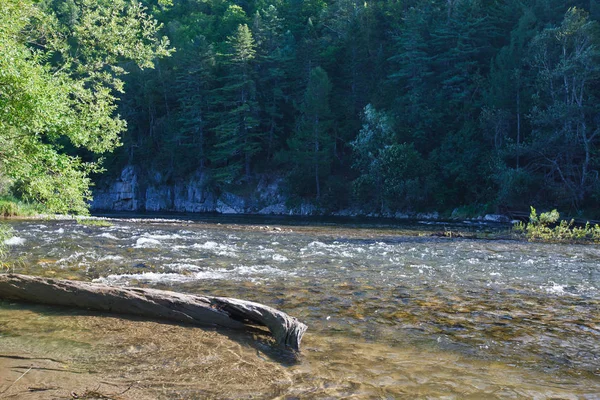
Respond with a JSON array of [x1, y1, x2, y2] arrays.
[[1, 216, 599, 398]]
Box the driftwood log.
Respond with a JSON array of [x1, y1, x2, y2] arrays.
[[0, 274, 307, 351]]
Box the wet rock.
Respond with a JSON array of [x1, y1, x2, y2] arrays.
[[145, 186, 172, 211], [394, 212, 411, 219], [258, 203, 287, 215], [483, 214, 510, 223], [216, 192, 246, 214], [91, 166, 140, 211], [417, 212, 440, 220]]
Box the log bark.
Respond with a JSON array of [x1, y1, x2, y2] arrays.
[[0, 274, 307, 351]]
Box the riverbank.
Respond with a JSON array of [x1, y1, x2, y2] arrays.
[[89, 167, 519, 222]]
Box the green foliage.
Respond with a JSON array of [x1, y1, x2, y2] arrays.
[[0, 223, 13, 270], [210, 24, 260, 184], [525, 7, 600, 208], [515, 206, 600, 242], [285, 66, 334, 200], [0, 196, 46, 217], [76, 218, 113, 227], [0, 202, 18, 218], [87, 0, 600, 217], [0, 0, 171, 214]]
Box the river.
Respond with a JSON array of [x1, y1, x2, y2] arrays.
[[0, 216, 599, 398]]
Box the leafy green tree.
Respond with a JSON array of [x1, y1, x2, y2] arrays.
[[0, 0, 171, 213], [219, 5, 249, 37], [351, 104, 430, 212], [350, 104, 395, 211], [526, 7, 600, 208]]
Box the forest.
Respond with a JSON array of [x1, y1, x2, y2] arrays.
[[2, 0, 600, 216]]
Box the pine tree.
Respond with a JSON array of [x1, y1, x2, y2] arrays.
[[287, 67, 333, 200], [175, 36, 216, 175], [210, 24, 260, 184], [253, 6, 290, 163]]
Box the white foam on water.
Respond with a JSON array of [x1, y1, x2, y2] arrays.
[[192, 241, 238, 257], [134, 237, 161, 248], [55, 228, 65, 234], [164, 262, 202, 272], [307, 241, 331, 248], [4, 237, 25, 246], [272, 254, 289, 262], [55, 251, 100, 269], [94, 264, 290, 284], [234, 264, 288, 276], [257, 245, 274, 253], [94, 272, 194, 284], [301, 241, 336, 256], [142, 233, 183, 240], [98, 233, 119, 240], [99, 255, 124, 262], [542, 281, 568, 295]]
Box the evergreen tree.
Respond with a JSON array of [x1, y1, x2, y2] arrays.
[[175, 36, 216, 176], [210, 24, 260, 184], [253, 6, 289, 162], [286, 67, 333, 199]]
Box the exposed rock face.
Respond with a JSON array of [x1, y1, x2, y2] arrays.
[[91, 167, 512, 222], [91, 167, 291, 215], [216, 192, 246, 214], [92, 166, 140, 211]]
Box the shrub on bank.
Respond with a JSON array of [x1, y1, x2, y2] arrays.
[[515, 207, 600, 243]]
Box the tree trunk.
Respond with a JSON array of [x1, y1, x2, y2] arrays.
[[0, 274, 307, 351]]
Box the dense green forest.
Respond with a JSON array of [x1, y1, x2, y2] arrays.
[[2, 0, 600, 215]]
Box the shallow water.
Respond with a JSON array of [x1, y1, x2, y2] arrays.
[[1, 217, 599, 398]]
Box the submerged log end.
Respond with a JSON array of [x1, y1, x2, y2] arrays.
[[282, 318, 308, 352], [212, 297, 307, 351]]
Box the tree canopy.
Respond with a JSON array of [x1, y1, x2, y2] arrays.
[[0, 0, 171, 213], [3, 0, 600, 216]]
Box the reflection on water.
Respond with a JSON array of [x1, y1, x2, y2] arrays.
[[1, 217, 600, 398]]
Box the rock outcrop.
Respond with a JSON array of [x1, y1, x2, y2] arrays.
[[91, 166, 512, 222], [91, 167, 312, 215]]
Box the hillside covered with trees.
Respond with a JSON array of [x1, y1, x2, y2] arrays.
[[2, 0, 600, 216]]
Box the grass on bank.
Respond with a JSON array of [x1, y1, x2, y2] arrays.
[[0, 196, 47, 217], [514, 207, 600, 243], [76, 218, 113, 227]]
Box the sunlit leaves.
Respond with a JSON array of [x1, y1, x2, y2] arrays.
[[0, 0, 171, 213]]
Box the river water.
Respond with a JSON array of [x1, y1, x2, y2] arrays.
[[1, 216, 599, 398]]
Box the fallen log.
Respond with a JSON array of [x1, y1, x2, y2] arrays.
[[0, 274, 307, 351]]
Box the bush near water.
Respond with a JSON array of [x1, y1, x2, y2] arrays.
[[514, 207, 600, 243]]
